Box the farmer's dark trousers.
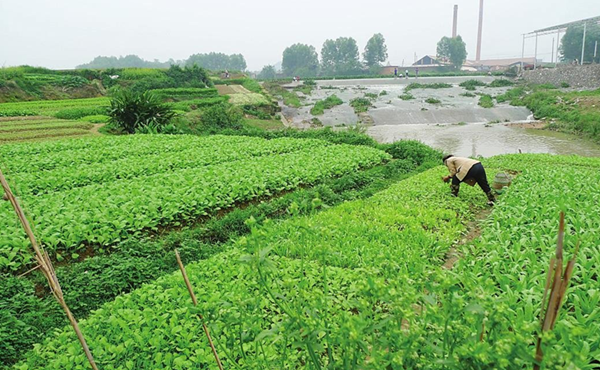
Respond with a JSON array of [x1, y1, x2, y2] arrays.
[[452, 163, 491, 193]]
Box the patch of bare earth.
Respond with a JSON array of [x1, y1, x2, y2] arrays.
[[90, 124, 104, 135]]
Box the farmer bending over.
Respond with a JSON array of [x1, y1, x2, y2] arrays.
[[442, 154, 496, 205]]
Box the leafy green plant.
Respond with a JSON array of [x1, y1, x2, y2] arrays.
[[406, 82, 452, 91], [459, 79, 487, 90], [107, 89, 176, 134], [478, 94, 494, 108], [399, 93, 415, 100], [349, 97, 372, 113], [199, 103, 243, 131], [425, 97, 441, 104], [488, 79, 514, 88], [310, 95, 343, 115]]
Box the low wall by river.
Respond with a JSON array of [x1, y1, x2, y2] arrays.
[[523, 64, 600, 89]]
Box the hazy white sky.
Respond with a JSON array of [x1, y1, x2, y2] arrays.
[[0, 0, 598, 71]]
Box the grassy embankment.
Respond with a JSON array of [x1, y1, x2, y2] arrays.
[[496, 85, 600, 142]]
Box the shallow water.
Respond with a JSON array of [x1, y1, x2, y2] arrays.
[[367, 122, 600, 157], [281, 77, 600, 158]]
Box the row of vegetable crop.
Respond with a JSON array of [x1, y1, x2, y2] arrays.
[[0, 98, 110, 116], [1, 139, 390, 272], [3, 136, 333, 195], [13, 167, 491, 369], [0, 134, 271, 173], [149, 87, 219, 101], [0, 120, 93, 134]]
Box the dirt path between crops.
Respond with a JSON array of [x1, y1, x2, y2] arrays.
[[90, 123, 104, 135], [443, 207, 493, 270]]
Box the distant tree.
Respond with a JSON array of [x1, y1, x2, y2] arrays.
[[185, 53, 247, 71], [560, 23, 600, 63], [76, 55, 171, 69], [437, 36, 467, 69], [282, 44, 319, 77], [321, 37, 362, 76], [258, 65, 277, 79], [166, 65, 213, 87], [363, 33, 388, 67], [229, 54, 247, 71]]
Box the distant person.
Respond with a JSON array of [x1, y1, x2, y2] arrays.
[[442, 154, 496, 206], [415, 67, 419, 78], [394, 67, 398, 78], [405, 69, 409, 79]]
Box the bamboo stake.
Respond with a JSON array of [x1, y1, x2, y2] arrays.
[[0, 169, 99, 370], [534, 212, 579, 370], [175, 249, 224, 370]]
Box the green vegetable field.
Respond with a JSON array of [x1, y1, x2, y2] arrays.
[[5, 152, 598, 369], [0, 135, 389, 272]]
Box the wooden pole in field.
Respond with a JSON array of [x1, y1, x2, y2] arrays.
[[0, 169, 99, 370], [534, 212, 579, 370], [175, 249, 224, 370]]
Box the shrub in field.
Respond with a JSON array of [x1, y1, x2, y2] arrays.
[[380, 140, 441, 164], [310, 94, 343, 115], [406, 82, 452, 91], [488, 79, 514, 88], [165, 64, 212, 88], [495, 87, 526, 105], [349, 97, 372, 113], [199, 103, 244, 131], [398, 92, 415, 100], [459, 79, 487, 90], [478, 94, 494, 108], [107, 90, 176, 134], [425, 97, 441, 104]]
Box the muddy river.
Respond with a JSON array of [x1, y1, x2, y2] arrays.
[[280, 77, 600, 157]]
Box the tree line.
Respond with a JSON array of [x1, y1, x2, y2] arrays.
[[259, 33, 388, 79], [259, 33, 471, 79], [76, 53, 247, 71]]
